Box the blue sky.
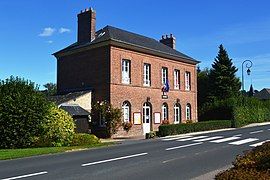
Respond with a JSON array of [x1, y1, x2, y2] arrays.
[[0, 0, 269, 91]]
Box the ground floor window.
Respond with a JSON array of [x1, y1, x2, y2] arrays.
[[162, 103, 168, 121], [122, 101, 131, 123], [174, 103, 181, 124], [186, 103, 191, 120]]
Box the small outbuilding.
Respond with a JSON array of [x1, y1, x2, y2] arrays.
[[254, 88, 270, 100]]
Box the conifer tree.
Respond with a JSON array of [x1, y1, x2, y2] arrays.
[[209, 44, 241, 100]]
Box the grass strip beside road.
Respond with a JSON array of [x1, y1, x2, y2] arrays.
[[0, 142, 114, 160]]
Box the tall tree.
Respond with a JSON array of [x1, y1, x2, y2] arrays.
[[43, 82, 57, 96], [209, 44, 241, 100], [248, 84, 254, 97], [197, 68, 210, 108]]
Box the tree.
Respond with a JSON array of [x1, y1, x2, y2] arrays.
[[248, 84, 254, 97], [0, 76, 50, 148], [197, 68, 210, 108], [209, 44, 241, 100], [43, 82, 57, 96]]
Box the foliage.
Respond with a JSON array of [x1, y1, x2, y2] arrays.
[[145, 131, 157, 139], [197, 68, 211, 108], [0, 76, 50, 148], [70, 133, 100, 146], [43, 82, 57, 96], [91, 101, 122, 137], [158, 120, 232, 137], [215, 142, 270, 179], [248, 84, 254, 97], [161, 119, 170, 125], [122, 122, 133, 132], [36, 105, 75, 147], [209, 44, 241, 100]]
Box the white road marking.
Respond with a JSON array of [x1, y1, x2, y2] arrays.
[[162, 136, 192, 141], [193, 136, 223, 142], [177, 136, 208, 142], [250, 140, 270, 147], [229, 138, 258, 145], [1, 171, 48, 180], [250, 130, 263, 134], [233, 134, 242, 137], [210, 136, 241, 143], [81, 152, 148, 167], [268, 129, 270, 131], [166, 142, 203, 151]]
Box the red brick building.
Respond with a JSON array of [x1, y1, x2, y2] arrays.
[[54, 8, 199, 137]]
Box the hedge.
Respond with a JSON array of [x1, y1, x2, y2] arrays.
[[71, 133, 100, 146], [215, 142, 270, 179], [158, 120, 232, 137]]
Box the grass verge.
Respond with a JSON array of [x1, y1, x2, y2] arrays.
[[0, 142, 114, 160]]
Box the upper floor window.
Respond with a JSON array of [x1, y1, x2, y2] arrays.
[[161, 67, 168, 85], [143, 63, 151, 86], [185, 71, 191, 91], [122, 59, 130, 84], [174, 69, 180, 89]]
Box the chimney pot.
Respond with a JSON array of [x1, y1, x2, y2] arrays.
[[159, 34, 176, 49]]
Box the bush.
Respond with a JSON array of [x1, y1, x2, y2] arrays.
[[37, 105, 75, 147], [145, 131, 157, 139], [158, 120, 232, 137], [0, 76, 50, 148], [216, 142, 270, 179], [71, 133, 100, 146], [123, 122, 132, 132]]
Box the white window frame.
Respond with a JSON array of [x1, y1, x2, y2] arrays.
[[143, 63, 151, 86], [122, 102, 130, 123], [122, 59, 130, 84], [162, 103, 168, 121], [174, 69, 180, 89], [186, 104, 191, 120], [161, 67, 168, 85], [185, 72, 191, 91], [174, 104, 181, 124]]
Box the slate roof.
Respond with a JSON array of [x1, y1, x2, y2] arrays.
[[48, 90, 91, 105], [254, 88, 270, 100], [54, 25, 199, 64], [60, 105, 90, 116]]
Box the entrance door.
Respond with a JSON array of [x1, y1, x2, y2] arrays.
[[143, 103, 151, 135]]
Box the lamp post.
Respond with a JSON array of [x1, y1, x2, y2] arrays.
[[241, 60, 253, 91]]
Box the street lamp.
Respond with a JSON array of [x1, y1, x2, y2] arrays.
[[241, 60, 253, 91]]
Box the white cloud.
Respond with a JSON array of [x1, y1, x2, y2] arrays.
[[39, 27, 56, 37], [46, 40, 53, 44], [59, 27, 71, 34]]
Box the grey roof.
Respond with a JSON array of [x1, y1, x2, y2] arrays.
[[254, 88, 270, 100], [48, 90, 91, 105], [54, 25, 199, 64], [60, 105, 90, 116]]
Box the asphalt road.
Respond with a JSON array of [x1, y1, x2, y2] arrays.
[[1, 124, 270, 180]]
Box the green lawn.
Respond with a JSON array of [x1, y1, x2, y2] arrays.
[[0, 142, 113, 160]]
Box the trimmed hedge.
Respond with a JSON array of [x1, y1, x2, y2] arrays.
[[71, 133, 100, 146], [158, 120, 232, 137], [216, 142, 270, 179]]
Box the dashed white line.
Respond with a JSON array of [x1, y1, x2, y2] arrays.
[[177, 136, 208, 142], [81, 152, 148, 167], [233, 134, 242, 137], [162, 136, 192, 141], [250, 140, 270, 147], [166, 142, 203, 151], [250, 130, 263, 134], [210, 136, 241, 143], [229, 138, 258, 145], [193, 136, 223, 142], [1, 171, 48, 180]]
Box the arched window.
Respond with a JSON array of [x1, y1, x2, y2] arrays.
[[186, 103, 191, 120], [162, 103, 168, 121], [122, 101, 131, 123], [174, 103, 181, 124]]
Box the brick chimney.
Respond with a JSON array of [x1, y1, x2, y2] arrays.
[[77, 8, 96, 43], [160, 34, 176, 49]]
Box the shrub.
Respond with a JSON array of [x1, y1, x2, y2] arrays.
[[38, 105, 75, 147], [145, 131, 157, 139], [0, 76, 50, 148], [91, 101, 122, 138], [216, 142, 270, 179], [71, 133, 100, 146], [158, 120, 232, 137]]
